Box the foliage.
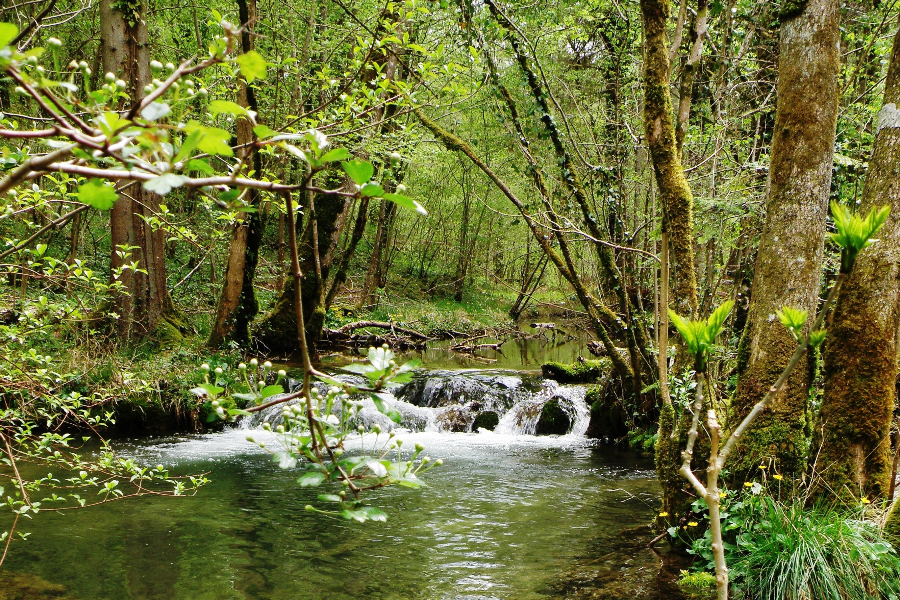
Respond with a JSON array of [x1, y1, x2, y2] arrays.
[[687, 485, 900, 600], [668, 301, 734, 370], [829, 202, 891, 273]]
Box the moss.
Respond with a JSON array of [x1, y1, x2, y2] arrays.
[[779, 0, 808, 20], [678, 571, 717, 599], [472, 411, 499, 431], [535, 398, 570, 435], [541, 358, 610, 383], [153, 317, 184, 347], [585, 385, 628, 440], [0, 571, 80, 600], [886, 496, 900, 544]]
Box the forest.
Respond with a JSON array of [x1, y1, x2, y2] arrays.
[[1, 0, 900, 598]]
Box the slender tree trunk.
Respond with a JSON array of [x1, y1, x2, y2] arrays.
[[208, 0, 264, 348], [640, 0, 699, 318], [731, 0, 841, 479], [813, 17, 900, 502], [101, 0, 175, 341]]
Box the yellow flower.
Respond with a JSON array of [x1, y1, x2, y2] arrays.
[[688, 521, 698, 527], [773, 474, 783, 481], [659, 512, 669, 517], [861, 497, 871, 505], [744, 481, 753, 487], [759, 464, 767, 470], [719, 491, 727, 498]]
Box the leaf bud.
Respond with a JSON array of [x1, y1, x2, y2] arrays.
[[263, 361, 273, 369], [211, 400, 220, 408], [258, 381, 265, 388], [357, 425, 365, 433], [200, 363, 210, 372], [262, 423, 271, 431], [105, 72, 116, 83], [415, 443, 424, 452], [165, 62, 175, 71], [238, 363, 247, 371], [278, 370, 287, 378], [47, 37, 62, 47], [150, 60, 163, 70], [372, 424, 382, 434], [198, 88, 208, 97], [115, 79, 126, 90], [78, 60, 88, 69], [250, 358, 259, 367], [214, 367, 223, 375], [435, 459, 443, 466]]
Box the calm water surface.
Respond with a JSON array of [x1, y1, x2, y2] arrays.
[[3, 430, 671, 600]]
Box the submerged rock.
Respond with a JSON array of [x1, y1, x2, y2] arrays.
[[0, 571, 80, 600], [541, 358, 610, 384], [535, 398, 571, 435], [585, 385, 629, 441]]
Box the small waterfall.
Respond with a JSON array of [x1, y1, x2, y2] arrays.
[[239, 369, 590, 436]]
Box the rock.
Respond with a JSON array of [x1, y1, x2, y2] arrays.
[[585, 386, 628, 440], [541, 359, 610, 384], [535, 398, 571, 435], [472, 411, 500, 431]]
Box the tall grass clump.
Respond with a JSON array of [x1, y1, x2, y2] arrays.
[[728, 495, 900, 600]]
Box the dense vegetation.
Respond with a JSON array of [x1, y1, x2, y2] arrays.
[[2, 0, 900, 597]]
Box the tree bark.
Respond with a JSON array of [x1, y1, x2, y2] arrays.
[[813, 17, 900, 502], [730, 0, 841, 479], [640, 0, 699, 317], [101, 0, 177, 341], [208, 0, 264, 348]]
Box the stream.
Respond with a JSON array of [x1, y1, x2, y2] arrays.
[[1, 349, 687, 599]]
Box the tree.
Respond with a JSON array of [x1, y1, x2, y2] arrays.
[[730, 0, 841, 479], [100, 0, 180, 341], [812, 16, 900, 502]]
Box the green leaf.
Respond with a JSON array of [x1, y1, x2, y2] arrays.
[[235, 50, 267, 83], [357, 506, 387, 522], [360, 182, 384, 197], [705, 300, 733, 338], [208, 100, 248, 117], [317, 494, 342, 502], [144, 173, 189, 195], [319, 147, 350, 163], [185, 121, 233, 156], [0, 23, 19, 49], [298, 472, 325, 487], [253, 125, 277, 139], [77, 179, 118, 210], [174, 130, 202, 163], [383, 192, 427, 215], [776, 307, 808, 332], [370, 394, 402, 424], [140, 102, 171, 122], [341, 159, 374, 185], [273, 452, 297, 469], [259, 384, 284, 400], [188, 159, 214, 174]]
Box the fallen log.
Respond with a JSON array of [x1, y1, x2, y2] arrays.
[[335, 320, 429, 340]]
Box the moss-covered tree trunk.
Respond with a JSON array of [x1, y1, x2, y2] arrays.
[[254, 181, 347, 354], [812, 18, 900, 502], [207, 0, 264, 348], [640, 0, 699, 318], [730, 0, 840, 479]]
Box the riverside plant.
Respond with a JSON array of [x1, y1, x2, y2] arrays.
[[668, 201, 891, 600], [0, 14, 431, 563], [194, 346, 441, 522]]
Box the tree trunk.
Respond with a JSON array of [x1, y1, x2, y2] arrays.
[[730, 0, 841, 479], [207, 0, 264, 348], [640, 0, 699, 318], [101, 0, 178, 342], [255, 179, 348, 354], [813, 17, 900, 502]]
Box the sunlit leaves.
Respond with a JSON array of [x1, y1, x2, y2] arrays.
[[143, 173, 189, 195], [669, 300, 734, 369], [140, 102, 170, 122], [184, 121, 233, 156], [830, 202, 891, 272], [0, 22, 18, 49], [341, 159, 374, 185], [777, 307, 808, 341], [77, 179, 118, 210], [208, 99, 248, 117], [384, 192, 427, 215], [235, 50, 267, 82]]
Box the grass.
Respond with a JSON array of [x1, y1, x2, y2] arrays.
[[729, 496, 900, 600]]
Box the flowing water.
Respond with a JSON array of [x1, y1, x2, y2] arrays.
[[1, 368, 686, 600]]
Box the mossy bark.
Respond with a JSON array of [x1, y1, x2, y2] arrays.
[[812, 18, 900, 502], [730, 0, 840, 480], [254, 182, 347, 354], [886, 495, 900, 543], [640, 0, 699, 317]]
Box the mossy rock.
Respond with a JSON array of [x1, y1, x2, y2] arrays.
[[472, 411, 499, 431], [585, 385, 628, 440], [535, 398, 571, 435], [0, 571, 80, 600], [541, 358, 609, 384]]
